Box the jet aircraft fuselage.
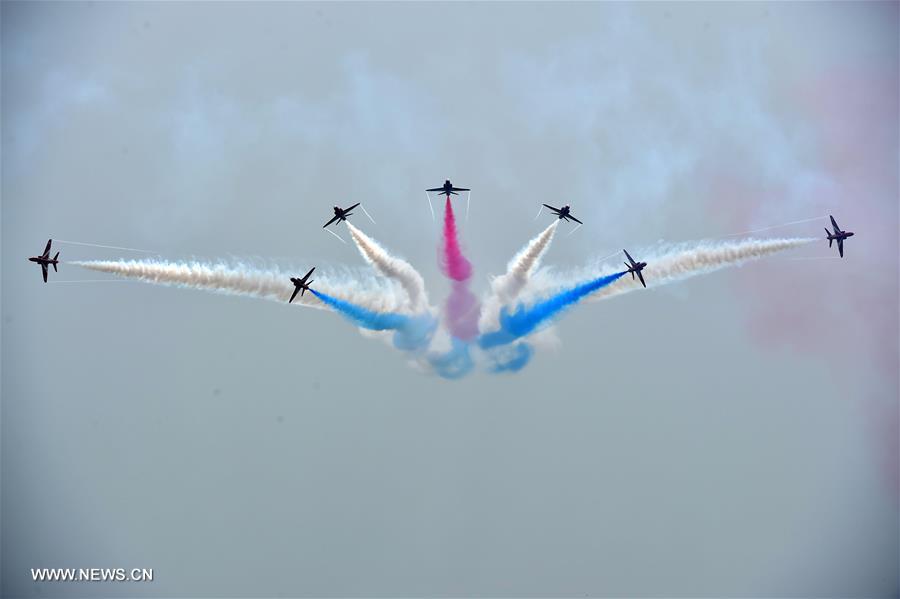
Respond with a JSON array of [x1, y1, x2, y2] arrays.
[[427, 180, 470, 198], [542, 204, 583, 225], [623, 249, 648, 288], [28, 239, 59, 283], [323, 203, 360, 228], [289, 266, 316, 303], [825, 215, 854, 258]]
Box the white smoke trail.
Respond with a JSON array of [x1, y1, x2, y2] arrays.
[[359, 204, 377, 224], [346, 223, 430, 312], [55, 239, 158, 254], [49, 279, 135, 284], [479, 221, 558, 329], [324, 228, 347, 244], [424, 191, 435, 221], [787, 256, 843, 261], [717, 215, 827, 238], [70, 259, 408, 313], [524, 237, 817, 305]]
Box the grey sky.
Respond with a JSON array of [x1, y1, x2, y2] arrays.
[[2, 2, 897, 597]]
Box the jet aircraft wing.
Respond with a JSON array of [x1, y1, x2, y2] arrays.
[[300, 266, 315, 283], [566, 214, 583, 225], [830, 215, 840, 233], [624, 249, 636, 266], [289, 286, 300, 303], [542, 204, 561, 214], [323, 214, 341, 228], [837, 238, 844, 258], [636, 270, 646, 288], [345, 203, 361, 212], [41, 263, 48, 283], [426, 187, 443, 192], [42, 239, 52, 258]]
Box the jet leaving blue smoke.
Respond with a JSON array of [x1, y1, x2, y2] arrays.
[[479, 271, 627, 349], [311, 289, 435, 351]]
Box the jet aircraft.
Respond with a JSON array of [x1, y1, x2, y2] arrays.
[[825, 215, 854, 258], [542, 204, 583, 225], [426, 180, 470, 198], [289, 267, 315, 303], [623, 249, 648, 288], [323, 203, 360, 228], [28, 239, 60, 283]]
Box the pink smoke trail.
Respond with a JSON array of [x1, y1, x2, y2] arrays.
[[439, 197, 480, 339], [440, 197, 472, 282], [445, 282, 481, 341]]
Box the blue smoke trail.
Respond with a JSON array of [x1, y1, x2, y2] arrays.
[[393, 314, 438, 352], [479, 271, 627, 349], [427, 338, 474, 380], [487, 343, 534, 373], [312, 289, 408, 330], [311, 289, 435, 351]]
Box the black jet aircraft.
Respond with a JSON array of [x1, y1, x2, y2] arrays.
[[426, 180, 470, 198], [289, 267, 315, 303], [543, 204, 583, 225], [28, 239, 60, 283], [825, 215, 854, 258], [323, 203, 360, 228], [623, 249, 648, 288]]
